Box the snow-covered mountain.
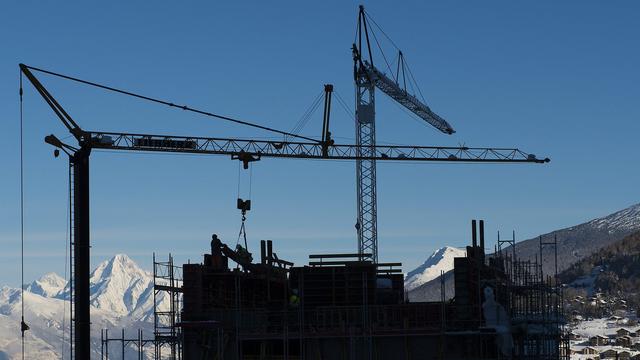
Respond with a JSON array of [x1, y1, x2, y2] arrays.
[[0, 254, 163, 359], [512, 202, 640, 275], [404, 246, 466, 292], [587, 202, 640, 232], [55, 254, 160, 322], [89, 254, 153, 315], [0, 287, 70, 359], [406, 202, 640, 303], [26, 273, 67, 298]]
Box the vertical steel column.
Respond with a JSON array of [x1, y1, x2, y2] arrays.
[[169, 255, 176, 360], [138, 329, 143, 360], [71, 145, 91, 359], [355, 71, 378, 263], [121, 329, 125, 359], [101, 329, 104, 359], [105, 329, 109, 359], [68, 161, 75, 359], [153, 253, 158, 360]]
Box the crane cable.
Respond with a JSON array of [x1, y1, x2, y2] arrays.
[[334, 91, 355, 121], [363, 11, 428, 104], [367, 19, 394, 78], [19, 69, 30, 360], [22, 65, 319, 143], [285, 90, 324, 142], [235, 163, 252, 251]]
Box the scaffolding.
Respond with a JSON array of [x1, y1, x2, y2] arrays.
[[178, 240, 512, 360], [492, 234, 570, 360], [171, 223, 570, 360], [102, 224, 568, 359], [100, 254, 183, 359], [100, 329, 155, 359], [153, 253, 183, 360]]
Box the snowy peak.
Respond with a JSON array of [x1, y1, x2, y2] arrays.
[[587, 202, 640, 232], [26, 273, 67, 298], [91, 254, 147, 282], [404, 246, 466, 291], [53, 254, 155, 317], [88, 254, 153, 316]]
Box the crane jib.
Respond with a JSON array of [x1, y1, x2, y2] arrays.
[[88, 132, 549, 163], [365, 62, 455, 135]]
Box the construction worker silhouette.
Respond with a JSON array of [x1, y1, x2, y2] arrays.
[[289, 289, 300, 307]]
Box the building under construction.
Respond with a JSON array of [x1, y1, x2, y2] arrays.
[[19, 4, 558, 358], [121, 220, 567, 360]]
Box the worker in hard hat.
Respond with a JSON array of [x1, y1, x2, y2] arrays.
[[289, 289, 300, 307], [211, 234, 222, 256], [235, 243, 253, 264]]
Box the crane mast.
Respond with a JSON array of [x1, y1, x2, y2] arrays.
[[353, 5, 379, 262], [353, 5, 458, 263], [354, 56, 379, 262]]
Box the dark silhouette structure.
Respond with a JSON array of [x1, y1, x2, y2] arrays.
[[168, 221, 568, 359]]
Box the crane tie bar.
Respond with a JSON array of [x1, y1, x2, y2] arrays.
[[20, 64, 319, 143]]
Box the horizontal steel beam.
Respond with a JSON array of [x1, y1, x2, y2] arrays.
[[88, 131, 549, 163]]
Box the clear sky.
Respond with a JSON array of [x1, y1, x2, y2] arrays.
[[1, 1, 639, 287]]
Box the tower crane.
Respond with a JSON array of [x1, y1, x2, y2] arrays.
[[353, 6, 460, 262], [19, 16, 547, 357]]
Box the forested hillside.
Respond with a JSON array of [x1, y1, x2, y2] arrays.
[[560, 230, 640, 310]]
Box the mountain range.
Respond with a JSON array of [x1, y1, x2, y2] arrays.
[[510, 202, 640, 276], [0, 254, 164, 359], [406, 202, 640, 301]]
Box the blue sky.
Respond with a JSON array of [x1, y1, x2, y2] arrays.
[[1, 1, 639, 287]]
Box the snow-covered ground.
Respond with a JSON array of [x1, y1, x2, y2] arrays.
[[569, 316, 640, 359], [0, 254, 167, 359], [568, 265, 603, 297]]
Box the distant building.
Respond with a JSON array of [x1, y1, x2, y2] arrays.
[[609, 315, 623, 322], [618, 328, 633, 337], [580, 346, 598, 355], [617, 335, 632, 347], [618, 350, 632, 360], [600, 349, 618, 359], [589, 334, 609, 346]]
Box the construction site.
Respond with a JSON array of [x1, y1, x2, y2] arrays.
[[16, 5, 567, 360], [145, 222, 568, 360], [98, 221, 568, 360]]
